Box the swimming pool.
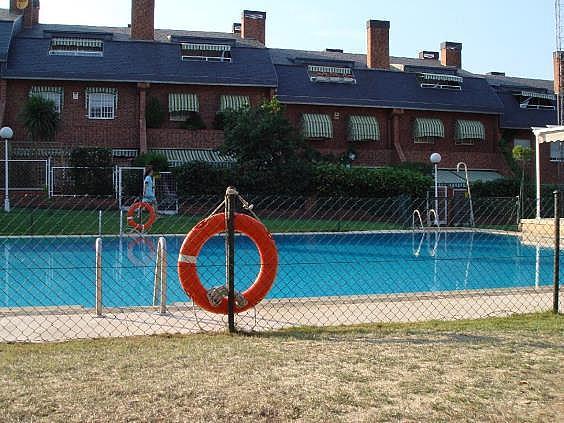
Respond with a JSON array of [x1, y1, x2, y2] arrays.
[[0, 232, 557, 308]]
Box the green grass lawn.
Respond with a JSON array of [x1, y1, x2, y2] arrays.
[[0, 313, 562, 422], [0, 208, 403, 236]]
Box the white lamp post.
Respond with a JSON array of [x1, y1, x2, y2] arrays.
[[430, 153, 442, 225], [1, 126, 14, 213]]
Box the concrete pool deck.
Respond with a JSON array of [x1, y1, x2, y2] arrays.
[[0, 287, 560, 343]]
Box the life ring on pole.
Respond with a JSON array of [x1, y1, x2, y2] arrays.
[[178, 213, 278, 314], [127, 202, 156, 232]]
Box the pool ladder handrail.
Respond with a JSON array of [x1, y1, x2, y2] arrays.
[[456, 162, 475, 228], [153, 237, 168, 315], [427, 209, 440, 230], [412, 209, 424, 231]]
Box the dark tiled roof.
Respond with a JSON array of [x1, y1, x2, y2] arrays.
[[495, 89, 557, 129], [275, 64, 504, 114], [4, 25, 277, 86]]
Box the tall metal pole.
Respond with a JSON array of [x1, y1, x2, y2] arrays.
[[4, 138, 9, 213], [434, 163, 439, 225], [225, 187, 237, 333], [554, 191, 560, 314]]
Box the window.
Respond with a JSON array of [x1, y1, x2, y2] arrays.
[[516, 91, 556, 110], [308, 65, 356, 84], [455, 120, 485, 145], [169, 93, 199, 121], [181, 43, 232, 62], [413, 118, 445, 144], [86, 88, 118, 120], [514, 139, 531, 149], [550, 142, 564, 162], [418, 73, 463, 90], [29, 87, 64, 113], [49, 38, 104, 57]]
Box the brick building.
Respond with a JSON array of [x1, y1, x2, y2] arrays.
[[0, 0, 558, 185]]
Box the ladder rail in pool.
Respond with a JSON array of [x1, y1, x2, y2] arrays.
[[412, 209, 425, 231]]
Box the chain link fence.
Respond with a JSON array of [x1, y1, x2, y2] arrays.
[[0, 190, 561, 342]]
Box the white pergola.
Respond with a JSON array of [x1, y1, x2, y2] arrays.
[[533, 125, 564, 219]]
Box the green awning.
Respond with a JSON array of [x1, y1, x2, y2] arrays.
[[150, 149, 236, 167], [437, 169, 503, 187], [220, 95, 250, 112], [168, 93, 199, 112], [51, 38, 103, 49], [302, 114, 333, 139], [12, 147, 70, 158], [348, 116, 380, 141], [418, 73, 463, 83], [519, 91, 556, 101], [413, 118, 445, 138], [181, 43, 231, 52], [308, 65, 352, 76], [455, 120, 485, 140]]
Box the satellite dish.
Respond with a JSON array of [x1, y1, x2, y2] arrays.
[[16, 0, 29, 10]]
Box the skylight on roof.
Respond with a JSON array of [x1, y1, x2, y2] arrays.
[[308, 65, 356, 84], [418, 72, 463, 90], [49, 38, 104, 57], [181, 43, 232, 63]]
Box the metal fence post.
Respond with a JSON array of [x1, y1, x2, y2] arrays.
[[554, 191, 560, 314], [95, 238, 103, 317], [98, 210, 103, 236], [225, 186, 237, 333], [159, 237, 168, 315]]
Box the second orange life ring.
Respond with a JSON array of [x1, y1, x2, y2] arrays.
[[127, 202, 156, 232], [177, 213, 278, 314]]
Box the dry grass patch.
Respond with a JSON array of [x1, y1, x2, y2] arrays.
[[0, 313, 562, 422]]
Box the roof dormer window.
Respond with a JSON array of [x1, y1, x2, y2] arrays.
[[181, 43, 232, 63], [515, 91, 556, 110], [418, 73, 463, 90], [49, 38, 104, 57], [308, 65, 356, 84]]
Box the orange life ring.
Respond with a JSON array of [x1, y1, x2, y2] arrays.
[[178, 213, 278, 314], [127, 202, 156, 232]]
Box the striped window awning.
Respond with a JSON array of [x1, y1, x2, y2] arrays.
[[302, 113, 333, 139], [308, 65, 352, 76], [220, 95, 250, 112], [413, 118, 445, 138], [418, 73, 463, 83], [30, 86, 63, 96], [51, 38, 104, 49], [455, 120, 485, 140], [150, 149, 236, 167], [348, 116, 380, 141], [181, 43, 231, 52], [518, 91, 556, 101], [112, 149, 138, 158], [12, 147, 70, 158], [168, 93, 199, 112], [85, 87, 118, 107]]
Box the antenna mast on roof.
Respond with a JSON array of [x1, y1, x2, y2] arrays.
[[556, 0, 564, 124]]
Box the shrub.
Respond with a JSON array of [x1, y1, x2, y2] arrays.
[[133, 152, 170, 172], [213, 112, 226, 130], [69, 148, 113, 195], [19, 96, 60, 142], [145, 97, 165, 129], [180, 111, 206, 130], [173, 162, 235, 196]]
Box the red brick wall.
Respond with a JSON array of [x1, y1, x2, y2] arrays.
[[147, 129, 224, 149], [131, 0, 155, 41], [146, 84, 270, 130], [440, 42, 462, 69], [4, 80, 140, 148], [284, 104, 394, 166]]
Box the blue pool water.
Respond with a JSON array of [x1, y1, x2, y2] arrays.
[[0, 232, 557, 308]]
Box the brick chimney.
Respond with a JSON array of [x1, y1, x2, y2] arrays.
[[10, 0, 39, 28], [131, 0, 155, 41], [367, 20, 390, 70], [440, 41, 462, 68], [418, 51, 439, 60], [241, 10, 266, 45], [554, 51, 564, 95]]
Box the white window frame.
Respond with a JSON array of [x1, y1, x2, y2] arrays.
[[87, 93, 116, 120], [33, 92, 62, 114], [550, 142, 564, 162]]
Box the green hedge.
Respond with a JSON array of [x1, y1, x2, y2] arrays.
[[173, 162, 432, 198], [69, 148, 113, 195]]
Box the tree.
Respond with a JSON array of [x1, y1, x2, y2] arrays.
[[145, 97, 165, 129], [220, 98, 311, 171], [19, 96, 60, 142], [512, 145, 533, 218]]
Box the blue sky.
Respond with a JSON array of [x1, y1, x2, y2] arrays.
[[1, 0, 556, 80]]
